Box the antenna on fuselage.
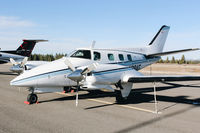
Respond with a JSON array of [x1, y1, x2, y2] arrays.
[[90, 40, 96, 49], [90, 40, 96, 61]]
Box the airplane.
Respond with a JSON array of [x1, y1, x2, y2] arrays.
[[10, 25, 200, 105], [0, 39, 47, 64]]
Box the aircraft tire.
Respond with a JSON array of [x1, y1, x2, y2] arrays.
[[27, 94, 38, 104], [115, 90, 127, 104]]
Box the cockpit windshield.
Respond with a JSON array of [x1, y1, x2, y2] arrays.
[[70, 50, 91, 59]]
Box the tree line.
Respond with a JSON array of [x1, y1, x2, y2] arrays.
[[157, 55, 200, 64], [29, 53, 65, 61]]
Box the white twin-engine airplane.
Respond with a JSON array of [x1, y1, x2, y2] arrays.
[[10, 25, 200, 105]]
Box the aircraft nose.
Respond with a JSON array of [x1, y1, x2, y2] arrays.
[[10, 77, 20, 86], [10, 73, 27, 87]]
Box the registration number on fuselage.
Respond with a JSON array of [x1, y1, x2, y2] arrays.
[[130, 64, 141, 70]]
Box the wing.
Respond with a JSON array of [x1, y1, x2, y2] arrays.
[[128, 75, 200, 83]]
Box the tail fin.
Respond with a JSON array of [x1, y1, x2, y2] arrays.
[[146, 25, 170, 55], [16, 39, 48, 57]]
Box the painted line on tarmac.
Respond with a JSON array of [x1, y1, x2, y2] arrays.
[[87, 98, 156, 113], [56, 92, 156, 114]]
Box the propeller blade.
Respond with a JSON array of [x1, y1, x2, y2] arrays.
[[81, 63, 98, 75], [10, 58, 17, 65], [21, 57, 28, 66], [64, 57, 75, 71]]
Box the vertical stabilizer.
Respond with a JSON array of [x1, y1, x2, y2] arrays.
[[16, 39, 48, 57], [146, 25, 170, 55]]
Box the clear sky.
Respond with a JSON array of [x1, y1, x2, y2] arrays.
[[0, 0, 200, 60]]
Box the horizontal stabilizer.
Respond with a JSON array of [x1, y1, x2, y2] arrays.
[[23, 39, 48, 43], [146, 48, 199, 57], [128, 75, 200, 83]]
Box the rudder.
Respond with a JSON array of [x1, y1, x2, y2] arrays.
[[146, 25, 170, 55], [16, 39, 48, 57]]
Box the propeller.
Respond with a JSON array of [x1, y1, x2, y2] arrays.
[[64, 57, 98, 106], [21, 57, 28, 68], [10, 57, 28, 73], [10, 58, 17, 66], [10, 57, 28, 67]]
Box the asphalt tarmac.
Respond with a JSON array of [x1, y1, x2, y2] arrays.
[[0, 64, 200, 133]]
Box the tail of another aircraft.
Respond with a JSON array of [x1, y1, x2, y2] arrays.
[[145, 25, 170, 55], [1, 39, 48, 57], [16, 40, 48, 57]]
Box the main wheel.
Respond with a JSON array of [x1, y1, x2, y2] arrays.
[[27, 94, 38, 104], [115, 90, 127, 104]]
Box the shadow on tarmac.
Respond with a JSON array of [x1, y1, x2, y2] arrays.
[[38, 82, 200, 132], [39, 82, 200, 108], [0, 71, 18, 76], [115, 105, 198, 133]]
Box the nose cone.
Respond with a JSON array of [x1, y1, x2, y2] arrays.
[[10, 78, 16, 86], [10, 77, 20, 86], [10, 74, 24, 86], [10, 71, 34, 87]]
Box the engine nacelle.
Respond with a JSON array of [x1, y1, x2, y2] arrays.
[[10, 65, 24, 74]]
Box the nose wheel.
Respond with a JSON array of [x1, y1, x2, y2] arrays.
[[27, 94, 38, 104]]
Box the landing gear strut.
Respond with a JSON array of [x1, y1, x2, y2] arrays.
[[27, 93, 38, 104]]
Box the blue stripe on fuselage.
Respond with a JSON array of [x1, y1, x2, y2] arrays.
[[11, 69, 71, 85], [93, 67, 132, 76]]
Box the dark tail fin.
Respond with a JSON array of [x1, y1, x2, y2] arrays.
[[16, 39, 48, 57]]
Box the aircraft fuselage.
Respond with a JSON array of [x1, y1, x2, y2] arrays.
[[0, 52, 24, 64]]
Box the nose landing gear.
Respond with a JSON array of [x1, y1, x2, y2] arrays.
[[27, 93, 38, 104]]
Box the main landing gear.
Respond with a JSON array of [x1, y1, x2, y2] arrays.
[[27, 93, 38, 104], [115, 80, 129, 104], [115, 90, 128, 104]]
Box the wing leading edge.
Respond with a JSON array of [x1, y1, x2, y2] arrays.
[[128, 75, 200, 83]]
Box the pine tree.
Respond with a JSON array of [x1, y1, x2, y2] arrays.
[[171, 56, 176, 63], [158, 59, 163, 63], [165, 57, 169, 63], [179, 55, 186, 64]]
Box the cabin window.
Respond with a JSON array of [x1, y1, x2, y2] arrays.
[[93, 51, 101, 61], [118, 54, 124, 61], [70, 50, 91, 59], [108, 54, 114, 61], [127, 54, 132, 61], [0, 54, 2, 57]]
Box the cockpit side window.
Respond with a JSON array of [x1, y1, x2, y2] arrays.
[[118, 54, 124, 61], [94, 51, 101, 61], [70, 50, 91, 59], [108, 53, 114, 61], [127, 54, 132, 61]]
